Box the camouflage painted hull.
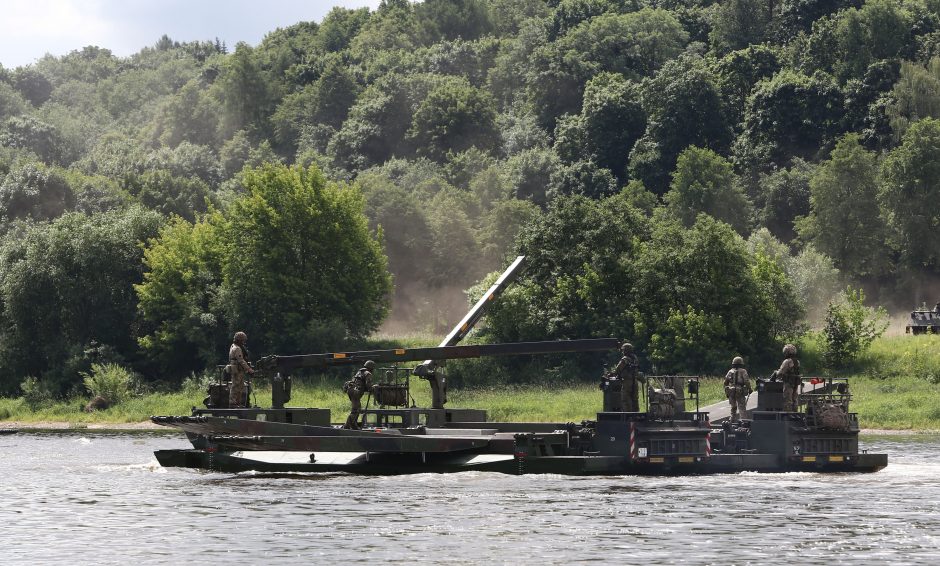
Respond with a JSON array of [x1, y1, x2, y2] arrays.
[[150, 404, 888, 476]]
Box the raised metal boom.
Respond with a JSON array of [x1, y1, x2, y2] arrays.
[[255, 338, 620, 374]]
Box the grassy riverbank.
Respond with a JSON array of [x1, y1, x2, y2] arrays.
[[2, 335, 938, 430]]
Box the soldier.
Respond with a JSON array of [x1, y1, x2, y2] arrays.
[[724, 356, 751, 420], [343, 360, 375, 429], [228, 331, 254, 408], [607, 342, 640, 412], [772, 343, 801, 412]]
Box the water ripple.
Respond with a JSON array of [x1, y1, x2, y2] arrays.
[[1, 433, 938, 564]]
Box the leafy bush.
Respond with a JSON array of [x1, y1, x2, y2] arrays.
[[181, 371, 215, 395], [823, 287, 888, 369], [81, 363, 136, 404], [20, 376, 51, 410]]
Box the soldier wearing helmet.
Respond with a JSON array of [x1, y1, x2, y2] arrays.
[[724, 356, 751, 420], [228, 331, 254, 408], [771, 343, 801, 411], [343, 360, 375, 429], [606, 342, 640, 412]]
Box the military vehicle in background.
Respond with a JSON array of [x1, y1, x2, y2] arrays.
[[906, 302, 940, 334], [151, 256, 887, 475]]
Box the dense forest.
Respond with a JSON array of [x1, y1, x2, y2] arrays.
[[0, 0, 938, 396]]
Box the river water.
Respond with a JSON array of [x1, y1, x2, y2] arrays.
[[0, 432, 937, 564]]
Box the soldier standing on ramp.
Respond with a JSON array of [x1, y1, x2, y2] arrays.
[[228, 331, 254, 408], [724, 356, 751, 420], [607, 342, 640, 412], [772, 344, 801, 411], [343, 360, 375, 429]]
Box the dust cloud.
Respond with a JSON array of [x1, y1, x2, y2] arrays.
[[378, 281, 478, 337]]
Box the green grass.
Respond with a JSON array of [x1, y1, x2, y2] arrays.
[[3, 335, 940, 429]]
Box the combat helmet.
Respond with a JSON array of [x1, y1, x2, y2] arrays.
[[233, 331, 247, 344], [782, 344, 797, 358], [732, 356, 744, 367], [364, 360, 376, 371], [620, 342, 634, 354]]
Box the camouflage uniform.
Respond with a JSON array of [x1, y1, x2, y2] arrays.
[[773, 344, 801, 412], [610, 344, 640, 412], [228, 333, 252, 408], [724, 357, 751, 420], [344, 362, 374, 429]]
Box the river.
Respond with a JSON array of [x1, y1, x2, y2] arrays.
[[0, 432, 937, 564]]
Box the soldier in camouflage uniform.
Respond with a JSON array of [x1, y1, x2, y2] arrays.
[[607, 342, 640, 412], [228, 331, 254, 408], [343, 360, 375, 429], [772, 344, 801, 412], [724, 356, 751, 420]]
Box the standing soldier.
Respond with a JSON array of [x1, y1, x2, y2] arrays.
[[724, 356, 751, 420], [343, 360, 375, 429], [772, 344, 801, 411], [228, 331, 254, 408], [607, 342, 640, 412]]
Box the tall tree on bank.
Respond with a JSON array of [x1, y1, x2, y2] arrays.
[[136, 164, 392, 377]]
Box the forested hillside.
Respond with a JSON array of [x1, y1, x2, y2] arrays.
[[1, 0, 937, 395]]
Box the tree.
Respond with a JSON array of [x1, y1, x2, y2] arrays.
[[879, 118, 940, 271], [736, 70, 844, 168], [632, 215, 801, 371], [481, 193, 649, 343], [151, 78, 220, 148], [777, 0, 852, 40], [132, 170, 215, 221], [215, 42, 273, 139], [0, 161, 75, 222], [548, 0, 615, 39], [757, 158, 813, 243], [796, 134, 889, 278], [713, 45, 782, 126], [137, 164, 392, 375], [797, 0, 913, 82], [886, 59, 940, 143], [579, 72, 646, 181], [407, 78, 499, 161], [0, 81, 27, 122], [271, 58, 359, 154], [530, 9, 688, 126], [664, 146, 752, 234], [549, 159, 619, 199], [317, 7, 372, 52], [329, 73, 442, 171], [11, 66, 53, 106], [135, 215, 227, 375], [629, 55, 732, 194], [503, 148, 562, 205], [222, 164, 391, 353], [823, 286, 888, 369], [416, 0, 493, 42], [709, 0, 773, 56], [0, 115, 64, 163], [0, 207, 163, 393], [350, 0, 426, 59]]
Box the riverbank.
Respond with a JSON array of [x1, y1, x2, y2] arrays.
[[2, 334, 938, 429], [3, 371, 940, 430]]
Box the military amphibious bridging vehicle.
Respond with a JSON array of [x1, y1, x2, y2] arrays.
[[152, 353, 886, 475], [151, 256, 887, 475]]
